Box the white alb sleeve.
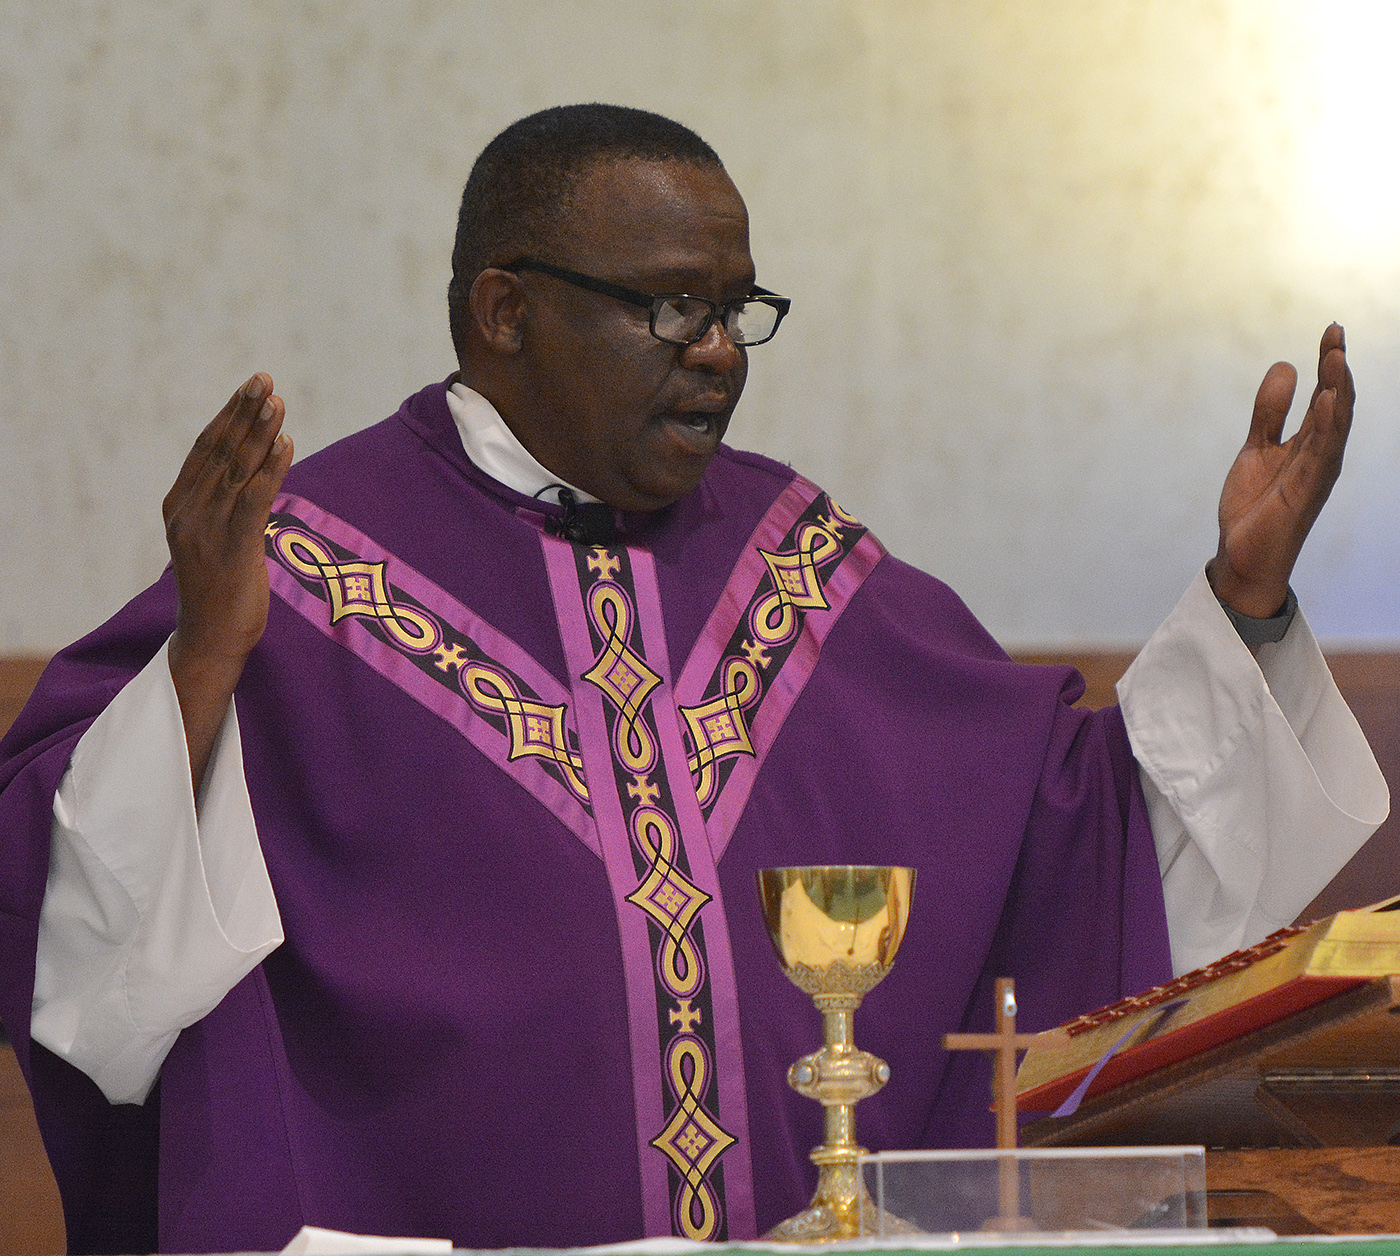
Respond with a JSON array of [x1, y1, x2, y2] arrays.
[[31, 639, 283, 1105], [1119, 569, 1389, 976]]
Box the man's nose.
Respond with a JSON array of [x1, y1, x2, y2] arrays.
[[679, 319, 743, 373]]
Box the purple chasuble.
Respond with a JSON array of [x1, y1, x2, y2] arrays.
[[0, 380, 1171, 1254]]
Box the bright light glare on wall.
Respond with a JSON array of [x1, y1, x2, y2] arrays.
[[1300, 1, 1400, 262]]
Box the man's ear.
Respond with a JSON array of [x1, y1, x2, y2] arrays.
[[469, 268, 527, 354]]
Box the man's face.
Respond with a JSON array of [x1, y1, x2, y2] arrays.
[[505, 159, 754, 512]]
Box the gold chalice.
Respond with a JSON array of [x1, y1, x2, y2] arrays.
[[757, 865, 917, 1241]]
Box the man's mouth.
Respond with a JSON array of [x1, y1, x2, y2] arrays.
[[659, 407, 727, 453]]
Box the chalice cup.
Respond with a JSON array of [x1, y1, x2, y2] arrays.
[[757, 865, 916, 1242]]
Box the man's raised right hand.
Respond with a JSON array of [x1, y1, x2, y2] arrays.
[[162, 374, 293, 792]]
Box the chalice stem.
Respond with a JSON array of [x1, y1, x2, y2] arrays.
[[825, 1100, 855, 1153], [824, 1006, 854, 1049], [822, 1006, 857, 1152], [809, 999, 864, 1229]]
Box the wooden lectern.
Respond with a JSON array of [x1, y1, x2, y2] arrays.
[[1017, 901, 1400, 1234]]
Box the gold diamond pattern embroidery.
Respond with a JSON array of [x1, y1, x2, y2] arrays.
[[583, 582, 663, 774], [625, 809, 711, 999], [678, 657, 760, 808], [651, 1036, 736, 1241], [274, 528, 440, 652], [462, 664, 589, 803]]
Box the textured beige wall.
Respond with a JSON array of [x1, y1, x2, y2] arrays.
[[3, 0, 1398, 651]]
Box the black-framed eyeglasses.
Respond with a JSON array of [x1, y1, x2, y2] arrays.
[[505, 256, 790, 347]]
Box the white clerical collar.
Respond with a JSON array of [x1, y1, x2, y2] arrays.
[[445, 382, 601, 505]]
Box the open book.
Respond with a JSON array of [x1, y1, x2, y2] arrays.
[[1016, 895, 1400, 1115]]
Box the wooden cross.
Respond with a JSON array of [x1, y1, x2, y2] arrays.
[[942, 977, 1042, 1228]]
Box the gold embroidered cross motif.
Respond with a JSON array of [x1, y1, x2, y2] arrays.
[[669, 999, 703, 1033], [627, 774, 661, 807], [740, 639, 771, 668], [586, 546, 622, 581], [433, 642, 469, 672]]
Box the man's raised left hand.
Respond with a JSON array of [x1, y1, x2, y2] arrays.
[[1208, 322, 1354, 620]]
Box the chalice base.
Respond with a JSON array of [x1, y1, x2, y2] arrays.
[[764, 1199, 923, 1243], [763, 1158, 921, 1242]]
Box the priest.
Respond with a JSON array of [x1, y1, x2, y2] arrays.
[[0, 104, 1385, 1254]]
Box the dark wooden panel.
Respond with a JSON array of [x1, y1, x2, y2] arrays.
[[0, 657, 46, 742], [0, 659, 65, 1254], [1207, 1147, 1400, 1235]]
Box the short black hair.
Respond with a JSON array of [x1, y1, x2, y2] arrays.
[[447, 104, 722, 359]]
